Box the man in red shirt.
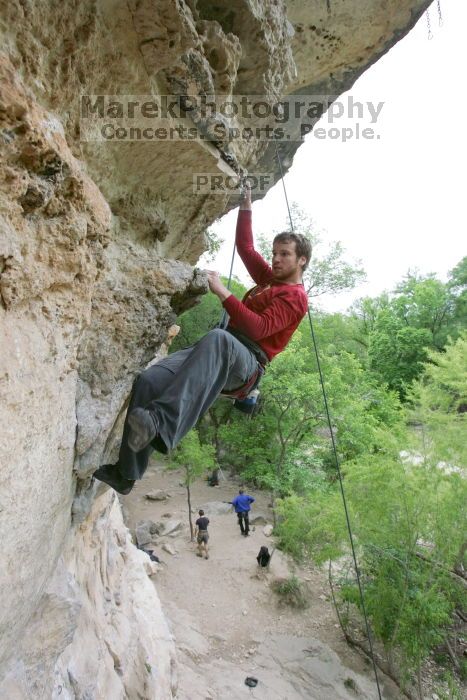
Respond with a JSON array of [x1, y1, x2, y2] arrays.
[[93, 186, 311, 494]]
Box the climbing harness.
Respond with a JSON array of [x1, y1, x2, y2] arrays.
[[273, 140, 383, 699], [219, 327, 265, 414], [221, 362, 264, 408]]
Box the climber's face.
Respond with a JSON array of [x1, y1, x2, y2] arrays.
[[271, 241, 306, 283]]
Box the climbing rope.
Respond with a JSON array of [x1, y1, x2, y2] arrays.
[[218, 226, 237, 329], [273, 141, 383, 699], [218, 175, 250, 329]]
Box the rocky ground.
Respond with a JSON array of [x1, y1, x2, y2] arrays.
[[122, 460, 404, 700]]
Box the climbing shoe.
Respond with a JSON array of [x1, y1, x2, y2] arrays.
[[93, 464, 135, 495], [127, 407, 159, 452]]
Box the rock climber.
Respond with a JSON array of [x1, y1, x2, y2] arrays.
[[194, 509, 210, 560], [230, 488, 255, 537], [93, 183, 311, 494]]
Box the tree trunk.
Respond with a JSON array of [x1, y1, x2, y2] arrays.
[[454, 540, 466, 576], [271, 490, 277, 527], [271, 446, 286, 528], [186, 474, 194, 540], [416, 664, 423, 700], [209, 409, 222, 461]]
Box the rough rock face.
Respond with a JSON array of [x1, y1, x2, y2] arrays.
[[0, 1, 430, 697], [0, 492, 176, 698]]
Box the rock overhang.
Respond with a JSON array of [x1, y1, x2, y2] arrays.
[[2, 0, 431, 261]]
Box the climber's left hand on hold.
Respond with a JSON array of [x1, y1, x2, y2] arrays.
[[206, 271, 232, 302], [239, 181, 252, 210]]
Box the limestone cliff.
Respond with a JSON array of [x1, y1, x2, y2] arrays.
[[0, 1, 429, 697]]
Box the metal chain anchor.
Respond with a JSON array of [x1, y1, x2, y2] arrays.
[[426, 0, 443, 40], [437, 0, 443, 27], [426, 7, 433, 40]]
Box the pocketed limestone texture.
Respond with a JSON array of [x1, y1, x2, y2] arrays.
[[0, 1, 430, 697]]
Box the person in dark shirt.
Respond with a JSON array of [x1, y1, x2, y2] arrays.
[[93, 185, 311, 495], [230, 488, 255, 537], [195, 509, 210, 559], [257, 546, 271, 568]]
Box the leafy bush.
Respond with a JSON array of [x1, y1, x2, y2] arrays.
[[271, 575, 308, 609]]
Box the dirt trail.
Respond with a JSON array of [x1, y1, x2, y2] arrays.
[[123, 461, 400, 699]]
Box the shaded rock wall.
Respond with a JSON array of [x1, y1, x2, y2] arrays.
[[0, 1, 430, 697]]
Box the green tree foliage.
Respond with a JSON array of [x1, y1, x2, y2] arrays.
[[309, 311, 370, 363], [202, 226, 224, 263], [218, 332, 402, 501], [392, 273, 453, 349], [368, 309, 432, 398], [217, 333, 328, 501], [349, 294, 390, 344], [167, 245, 466, 694], [275, 339, 467, 693], [412, 333, 467, 443], [408, 334, 467, 570], [277, 454, 465, 691], [447, 256, 467, 334], [352, 265, 467, 398], [169, 429, 217, 539]]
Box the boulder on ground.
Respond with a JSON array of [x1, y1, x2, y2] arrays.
[[135, 519, 164, 546], [250, 513, 267, 525], [145, 489, 169, 501], [263, 524, 274, 537], [200, 501, 233, 515], [135, 520, 155, 546], [161, 519, 183, 536], [162, 543, 177, 556]]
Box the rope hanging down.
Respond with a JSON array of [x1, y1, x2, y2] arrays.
[[218, 227, 237, 329], [273, 142, 383, 699], [218, 175, 252, 329]]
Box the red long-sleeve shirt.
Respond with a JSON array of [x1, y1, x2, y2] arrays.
[[223, 209, 308, 361]]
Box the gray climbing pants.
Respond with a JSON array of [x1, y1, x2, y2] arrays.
[[116, 329, 258, 480]]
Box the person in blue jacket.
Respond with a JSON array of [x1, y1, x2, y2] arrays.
[[230, 488, 255, 537]]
